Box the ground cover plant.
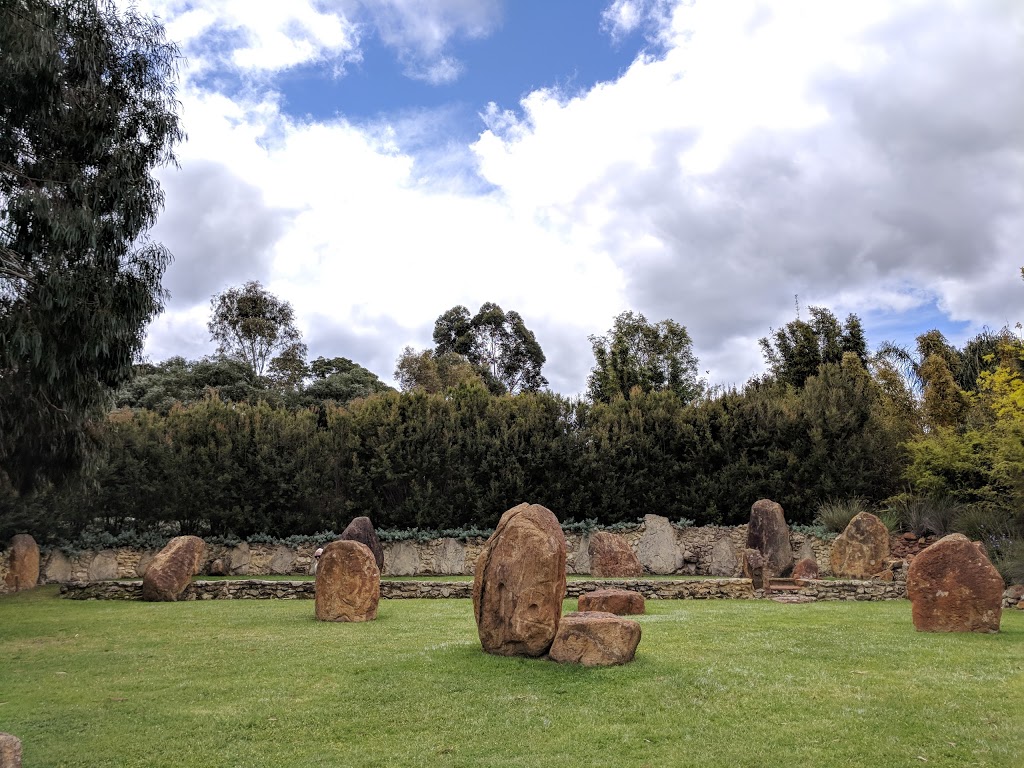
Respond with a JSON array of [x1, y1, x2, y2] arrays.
[[1, 588, 1022, 767]]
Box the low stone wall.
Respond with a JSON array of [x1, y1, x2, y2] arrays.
[[59, 577, 908, 602]]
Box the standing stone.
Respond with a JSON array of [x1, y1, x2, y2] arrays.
[[141, 536, 207, 602], [907, 533, 1003, 633], [340, 516, 384, 570], [473, 503, 567, 657], [228, 542, 251, 575], [87, 549, 120, 581], [578, 588, 645, 615], [573, 533, 592, 575], [386, 540, 420, 576], [315, 540, 380, 622], [268, 545, 295, 575], [791, 557, 820, 580], [830, 512, 891, 579], [742, 548, 770, 591], [548, 611, 642, 666], [433, 537, 466, 575], [635, 514, 683, 574], [4, 535, 39, 592], [42, 549, 72, 583], [0, 733, 22, 768], [746, 499, 793, 577], [708, 537, 740, 577], [588, 531, 643, 577]]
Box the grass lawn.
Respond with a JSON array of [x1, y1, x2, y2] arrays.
[[0, 587, 1021, 768]]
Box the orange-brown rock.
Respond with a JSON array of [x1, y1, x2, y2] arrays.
[[473, 503, 567, 657], [315, 540, 380, 621], [578, 588, 645, 615], [4, 534, 39, 592], [791, 556, 820, 581], [830, 512, 891, 578], [742, 547, 770, 591], [340, 516, 384, 571], [548, 611, 641, 666], [746, 499, 793, 576], [141, 536, 207, 601], [588, 531, 643, 577], [0, 732, 23, 768], [907, 533, 1003, 633]]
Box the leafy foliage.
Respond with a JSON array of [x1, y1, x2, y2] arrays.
[[759, 307, 867, 388], [208, 281, 305, 377], [814, 497, 871, 533]]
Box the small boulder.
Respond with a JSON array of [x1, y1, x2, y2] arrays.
[[830, 512, 891, 579], [578, 588, 645, 615], [1004, 585, 1024, 608], [635, 514, 683, 574], [341, 516, 384, 570], [141, 536, 207, 602], [4, 534, 40, 592], [315, 540, 380, 622], [588, 531, 643, 577], [548, 611, 641, 666], [708, 537, 740, 577], [742, 548, 770, 591], [473, 503, 567, 657], [0, 732, 23, 767], [907, 533, 1003, 633], [791, 557, 820, 581], [746, 499, 793, 576], [207, 557, 229, 576]]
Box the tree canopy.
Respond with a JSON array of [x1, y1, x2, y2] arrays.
[[0, 0, 183, 491], [208, 281, 306, 377], [759, 306, 867, 388]]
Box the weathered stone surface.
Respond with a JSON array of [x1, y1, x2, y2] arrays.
[[141, 536, 207, 602], [830, 512, 891, 579], [572, 533, 592, 575], [588, 531, 643, 577], [907, 533, 1004, 633], [341, 516, 384, 570], [746, 499, 793, 577], [433, 537, 465, 575], [87, 549, 120, 581], [578, 588, 645, 615], [742, 548, 770, 591], [315, 540, 380, 621], [228, 542, 251, 575], [386, 540, 420, 576], [548, 611, 641, 666], [636, 514, 683, 574], [43, 549, 72, 583], [473, 503, 567, 657], [791, 557, 820, 580], [207, 557, 229, 576], [268, 545, 295, 575], [4, 535, 39, 592], [0, 732, 23, 768], [135, 551, 156, 577], [708, 537, 739, 577], [1005, 585, 1024, 608]]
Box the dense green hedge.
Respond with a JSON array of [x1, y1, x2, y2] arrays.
[[2, 359, 910, 541]]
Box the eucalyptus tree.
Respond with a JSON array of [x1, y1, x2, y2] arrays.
[[208, 281, 306, 378]]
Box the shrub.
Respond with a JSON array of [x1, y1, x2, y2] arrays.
[[992, 538, 1024, 585], [885, 494, 962, 537], [952, 505, 1018, 543], [814, 497, 870, 533]]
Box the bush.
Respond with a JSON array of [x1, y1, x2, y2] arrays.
[[952, 505, 1018, 543], [885, 494, 961, 537], [814, 497, 870, 533], [992, 538, 1024, 585]]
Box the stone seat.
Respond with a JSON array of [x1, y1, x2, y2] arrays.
[[548, 611, 641, 667], [578, 588, 645, 615]]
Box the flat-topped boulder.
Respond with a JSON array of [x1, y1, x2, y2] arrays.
[[578, 588, 645, 615], [830, 512, 891, 579], [473, 503, 567, 657], [907, 533, 1003, 633], [142, 536, 207, 601], [4, 534, 39, 592], [548, 611, 641, 666], [747, 499, 793, 577], [588, 531, 643, 577], [315, 540, 380, 622], [341, 516, 384, 571]]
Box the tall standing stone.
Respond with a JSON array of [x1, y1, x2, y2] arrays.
[[708, 537, 740, 577], [830, 512, 891, 578], [635, 514, 683, 574], [588, 531, 643, 577], [4, 534, 40, 592], [315, 540, 380, 622], [746, 499, 793, 577], [473, 503, 567, 657], [340, 516, 384, 570], [907, 533, 1003, 633], [141, 536, 207, 602]]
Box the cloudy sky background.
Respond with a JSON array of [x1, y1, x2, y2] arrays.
[[133, 0, 1024, 395]]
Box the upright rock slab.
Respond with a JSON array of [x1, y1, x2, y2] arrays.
[[907, 533, 1003, 633], [709, 537, 740, 577], [746, 499, 793, 577], [588, 531, 643, 577], [42, 549, 72, 583], [473, 503, 567, 657], [830, 512, 891, 578], [87, 549, 119, 581], [636, 514, 683, 574], [548, 611, 641, 666], [315, 540, 380, 622], [141, 536, 207, 602], [4, 534, 39, 592], [341, 516, 384, 570]]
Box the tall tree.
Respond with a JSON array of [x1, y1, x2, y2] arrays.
[[759, 306, 867, 388], [394, 346, 483, 393], [1, 0, 184, 491], [432, 302, 547, 394], [587, 311, 704, 403], [208, 281, 306, 377]]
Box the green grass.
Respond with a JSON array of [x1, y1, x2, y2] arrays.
[[1, 587, 1022, 768]]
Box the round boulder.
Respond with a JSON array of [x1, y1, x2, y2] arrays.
[[588, 531, 643, 577], [830, 512, 891, 579]]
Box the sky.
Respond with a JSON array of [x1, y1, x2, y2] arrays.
[[133, 0, 1024, 395]]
